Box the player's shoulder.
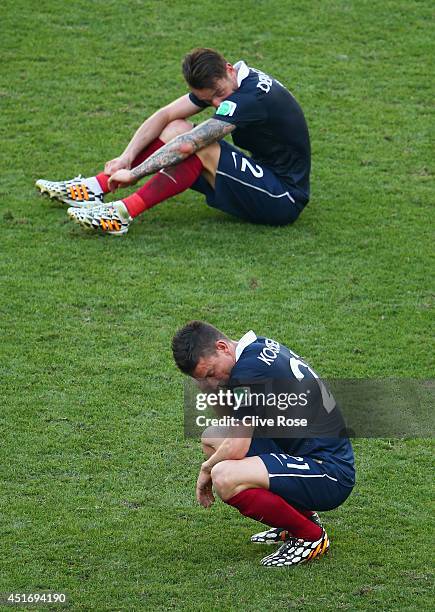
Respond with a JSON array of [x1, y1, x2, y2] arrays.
[[234, 63, 274, 97], [230, 332, 289, 381], [240, 63, 289, 95]]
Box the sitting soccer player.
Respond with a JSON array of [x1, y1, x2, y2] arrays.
[[172, 321, 355, 567], [36, 47, 311, 235]]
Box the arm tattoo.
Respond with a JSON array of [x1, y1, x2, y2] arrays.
[[131, 119, 236, 179]]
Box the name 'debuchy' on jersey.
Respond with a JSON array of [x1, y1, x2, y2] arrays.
[[189, 61, 311, 201], [226, 332, 355, 484]]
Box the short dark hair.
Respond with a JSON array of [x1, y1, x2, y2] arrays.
[[172, 320, 229, 375], [182, 48, 229, 89]]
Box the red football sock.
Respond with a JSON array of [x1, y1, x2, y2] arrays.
[[226, 488, 322, 541], [95, 172, 110, 193], [122, 154, 204, 218], [95, 138, 165, 193]]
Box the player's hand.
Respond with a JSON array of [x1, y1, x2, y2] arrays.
[[108, 169, 138, 193], [104, 156, 131, 175], [196, 468, 215, 508]]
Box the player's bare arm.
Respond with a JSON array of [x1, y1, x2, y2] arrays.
[[130, 118, 236, 179], [108, 118, 236, 191], [104, 94, 202, 175], [196, 427, 253, 508], [202, 430, 253, 472]]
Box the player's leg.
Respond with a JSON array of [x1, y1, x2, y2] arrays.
[[35, 118, 213, 207], [35, 138, 166, 208], [67, 120, 222, 234], [120, 121, 220, 218], [203, 434, 321, 535], [250, 511, 322, 545], [201, 432, 327, 565], [211, 456, 324, 538], [254, 453, 353, 566], [211, 456, 269, 499], [193, 140, 305, 226], [35, 119, 184, 208], [210, 453, 336, 567], [93, 138, 168, 196]]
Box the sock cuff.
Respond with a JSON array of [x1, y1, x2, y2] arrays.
[[95, 172, 110, 193], [122, 192, 145, 218]]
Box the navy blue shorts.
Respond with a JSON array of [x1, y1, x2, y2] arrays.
[[247, 438, 354, 512], [191, 141, 306, 225]]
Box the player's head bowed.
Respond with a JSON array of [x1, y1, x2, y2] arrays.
[[182, 48, 229, 89], [172, 320, 236, 388], [182, 48, 238, 108]]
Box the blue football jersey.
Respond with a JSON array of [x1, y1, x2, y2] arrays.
[[227, 331, 355, 486], [189, 61, 311, 200]]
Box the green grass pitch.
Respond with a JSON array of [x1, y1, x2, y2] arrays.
[[1, 0, 433, 609]]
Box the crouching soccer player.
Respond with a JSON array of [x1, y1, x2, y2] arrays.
[[35, 47, 311, 235], [172, 321, 355, 567]]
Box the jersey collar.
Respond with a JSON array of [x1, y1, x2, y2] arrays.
[[234, 60, 250, 86], [235, 330, 257, 362]]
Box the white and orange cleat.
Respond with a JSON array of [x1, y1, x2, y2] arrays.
[[67, 201, 132, 235], [36, 175, 104, 208]]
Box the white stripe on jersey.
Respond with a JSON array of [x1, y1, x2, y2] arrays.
[[269, 473, 338, 482]]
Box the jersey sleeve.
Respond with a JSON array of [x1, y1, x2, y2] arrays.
[[212, 91, 267, 128], [188, 92, 210, 109]]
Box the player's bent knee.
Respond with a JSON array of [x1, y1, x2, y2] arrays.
[[160, 119, 194, 143], [211, 461, 236, 500]]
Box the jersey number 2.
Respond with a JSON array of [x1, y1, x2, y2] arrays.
[[289, 352, 336, 413], [231, 152, 264, 178]]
